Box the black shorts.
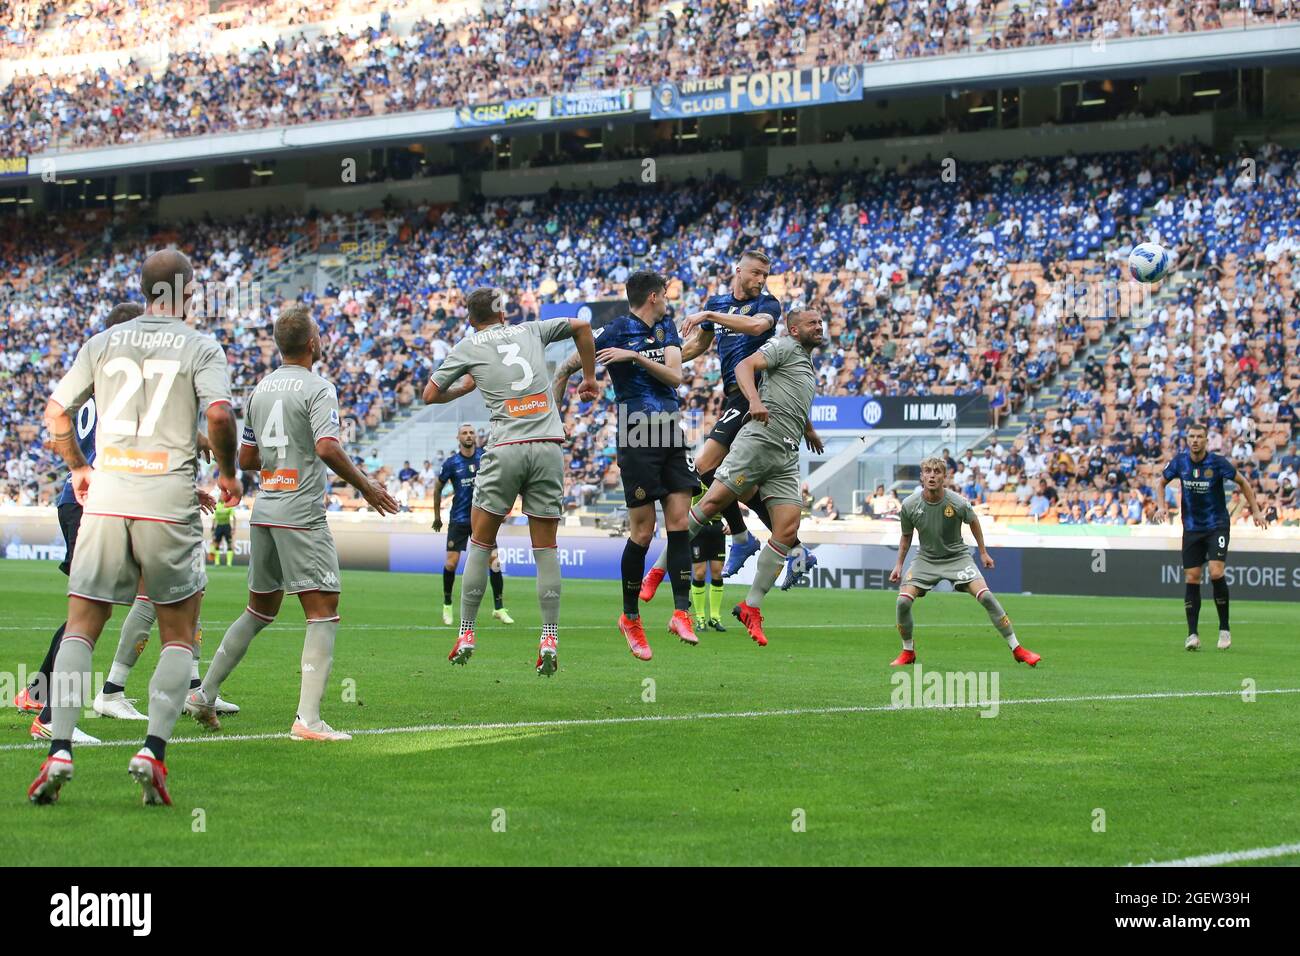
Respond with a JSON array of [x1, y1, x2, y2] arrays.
[[445, 521, 472, 554], [1182, 527, 1230, 568], [213, 524, 233, 546], [618, 442, 697, 508], [57, 501, 83, 576], [704, 388, 750, 450], [692, 522, 726, 564]]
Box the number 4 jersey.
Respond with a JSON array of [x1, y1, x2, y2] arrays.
[[50, 314, 232, 523], [429, 318, 574, 447], [242, 365, 342, 529]]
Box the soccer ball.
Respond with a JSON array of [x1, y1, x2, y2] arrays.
[[1128, 242, 1172, 283]]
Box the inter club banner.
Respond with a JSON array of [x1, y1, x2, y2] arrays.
[[0, 156, 27, 177], [550, 89, 634, 119], [453, 97, 546, 128], [810, 395, 989, 431], [651, 65, 862, 119]]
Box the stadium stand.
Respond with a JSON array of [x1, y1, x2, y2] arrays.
[[1, 1, 1291, 154]]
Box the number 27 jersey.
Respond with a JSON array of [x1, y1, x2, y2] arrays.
[[243, 365, 341, 529]]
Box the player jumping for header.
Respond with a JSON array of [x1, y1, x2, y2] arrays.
[[641, 250, 821, 597], [889, 457, 1041, 668], [1156, 422, 1267, 651], [424, 288, 597, 676], [433, 423, 512, 626], [680, 308, 825, 646]]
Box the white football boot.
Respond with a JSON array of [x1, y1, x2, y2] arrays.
[[92, 690, 147, 720], [1217, 630, 1231, 650], [1184, 633, 1201, 651]]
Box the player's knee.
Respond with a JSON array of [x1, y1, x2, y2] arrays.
[[896, 593, 914, 614], [1185, 569, 1202, 584]]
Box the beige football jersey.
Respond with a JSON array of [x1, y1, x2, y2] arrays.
[[430, 318, 573, 447], [899, 489, 977, 561], [51, 314, 232, 523], [242, 365, 341, 529]]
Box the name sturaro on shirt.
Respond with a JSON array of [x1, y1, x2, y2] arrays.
[[49, 886, 152, 936]]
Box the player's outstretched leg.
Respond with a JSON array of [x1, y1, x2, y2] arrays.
[[29, 619, 101, 803], [972, 583, 1040, 666], [15, 623, 63, 714], [534, 545, 560, 676], [891, 592, 916, 666], [732, 537, 786, 646], [452, 538, 491, 664], [1183, 569, 1202, 651], [1211, 568, 1230, 649], [94, 594, 154, 720], [662, 491, 699, 646]]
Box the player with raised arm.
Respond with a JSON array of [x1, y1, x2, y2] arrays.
[[676, 309, 825, 646], [432, 424, 512, 627], [424, 288, 597, 675], [29, 250, 242, 806], [553, 270, 698, 659], [1156, 422, 1267, 651], [187, 307, 399, 740], [640, 250, 821, 595], [889, 458, 1041, 668]]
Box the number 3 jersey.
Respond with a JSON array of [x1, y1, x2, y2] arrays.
[[50, 315, 232, 523], [242, 364, 341, 529], [430, 318, 574, 448]]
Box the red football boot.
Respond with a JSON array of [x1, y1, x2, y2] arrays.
[[668, 609, 699, 646], [448, 630, 476, 665], [639, 567, 665, 603], [1013, 645, 1041, 667], [14, 686, 41, 714], [28, 751, 73, 805], [618, 614, 652, 661], [127, 749, 172, 806], [890, 649, 917, 666], [731, 602, 767, 647]]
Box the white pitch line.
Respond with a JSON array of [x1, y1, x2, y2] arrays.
[[3, 687, 1298, 754], [1133, 841, 1300, 867]]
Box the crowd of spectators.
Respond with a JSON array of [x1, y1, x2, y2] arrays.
[[1, 139, 1298, 526], [2, 0, 1294, 155]]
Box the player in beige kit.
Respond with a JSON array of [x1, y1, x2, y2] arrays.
[[30, 249, 243, 807], [423, 288, 598, 675], [889, 457, 1042, 668], [187, 306, 399, 741]]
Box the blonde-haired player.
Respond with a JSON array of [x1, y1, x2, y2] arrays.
[[888, 457, 1042, 667]]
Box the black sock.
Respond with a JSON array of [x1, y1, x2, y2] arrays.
[[49, 739, 70, 757], [442, 568, 456, 605], [1211, 576, 1229, 630], [666, 530, 693, 612], [621, 540, 649, 617], [747, 494, 774, 532], [1184, 582, 1201, 636], [102, 681, 125, 695], [39, 704, 52, 724], [145, 735, 167, 763], [189, 678, 201, 690], [693, 576, 706, 588], [489, 569, 504, 610], [30, 623, 65, 704]]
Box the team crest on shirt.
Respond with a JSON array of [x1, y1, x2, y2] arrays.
[[944, 505, 955, 518], [655, 326, 665, 343], [634, 487, 646, 500]]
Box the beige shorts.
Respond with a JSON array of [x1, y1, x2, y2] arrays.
[[714, 432, 802, 507], [473, 441, 564, 519], [248, 522, 341, 595], [905, 553, 982, 592], [69, 512, 207, 606]]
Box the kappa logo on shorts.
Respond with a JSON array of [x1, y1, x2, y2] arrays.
[[503, 392, 551, 418], [100, 447, 169, 475], [322, 571, 339, 586], [260, 469, 300, 490]]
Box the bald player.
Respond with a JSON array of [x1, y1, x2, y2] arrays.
[[188, 306, 399, 741], [423, 288, 598, 676], [888, 457, 1042, 668], [30, 249, 241, 806]]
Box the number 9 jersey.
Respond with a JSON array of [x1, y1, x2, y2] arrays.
[[50, 314, 232, 523], [243, 365, 342, 530]]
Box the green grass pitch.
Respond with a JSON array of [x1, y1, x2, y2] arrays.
[[1, 560, 1297, 866]]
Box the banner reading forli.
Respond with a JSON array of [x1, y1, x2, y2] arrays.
[[651, 65, 862, 119]]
